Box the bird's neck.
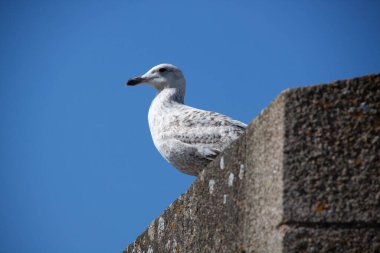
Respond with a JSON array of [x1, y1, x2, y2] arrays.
[[155, 87, 185, 104]]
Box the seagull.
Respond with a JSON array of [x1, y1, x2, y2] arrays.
[[127, 64, 246, 176]]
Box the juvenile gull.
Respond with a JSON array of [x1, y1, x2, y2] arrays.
[[127, 64, 246, 176]]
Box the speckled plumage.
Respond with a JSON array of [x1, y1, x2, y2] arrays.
[[127, 64, 246, 176]]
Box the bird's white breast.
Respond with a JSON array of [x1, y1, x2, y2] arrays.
[[148, 90, 181, 159]]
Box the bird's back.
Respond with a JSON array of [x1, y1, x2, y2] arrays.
[[148, 93, 246, 175]]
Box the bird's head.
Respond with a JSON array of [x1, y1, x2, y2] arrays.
[[127, 63, 185, 92]]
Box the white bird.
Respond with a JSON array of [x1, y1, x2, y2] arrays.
[[127, 64, 246, 176]]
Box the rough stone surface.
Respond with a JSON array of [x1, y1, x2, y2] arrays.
[[243, 93, 285, 252], [283, 226, 380, 253], [124, 74, 380, 253], [125, 135, 247, 253], [283, 76, 380, 223]]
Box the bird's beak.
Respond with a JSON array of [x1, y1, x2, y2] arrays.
[[126, 76, 147, 86]]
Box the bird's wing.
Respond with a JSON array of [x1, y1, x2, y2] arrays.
[[171, 107, 246, 160]]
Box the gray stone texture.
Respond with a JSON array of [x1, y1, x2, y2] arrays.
[[124, 74, 380, 253], [282, 226, 380, 253]]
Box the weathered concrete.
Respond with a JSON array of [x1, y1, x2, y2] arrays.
[[124, 74, 380, 253]]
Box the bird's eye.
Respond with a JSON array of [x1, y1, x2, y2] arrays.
[[158, 68, 167, 73]]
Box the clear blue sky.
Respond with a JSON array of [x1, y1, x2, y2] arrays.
[[1, 1, 379, 252]]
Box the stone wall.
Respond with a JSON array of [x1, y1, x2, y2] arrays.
[[124, 74, 380, 253]]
